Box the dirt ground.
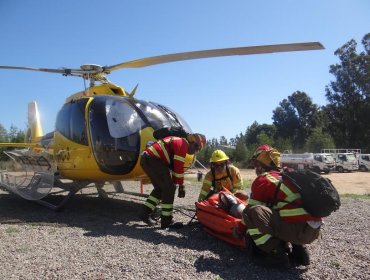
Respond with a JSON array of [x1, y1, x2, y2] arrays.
[[239, 169, 370, 195]]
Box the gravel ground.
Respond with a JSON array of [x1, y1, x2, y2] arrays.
[[0, 180, 369, 280]]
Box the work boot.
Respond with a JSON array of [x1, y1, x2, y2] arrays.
[[160, 216, 184, 229], [282, 241, 292, 254], [160, 216, 173, 229], [150, 206, 161, 221], [245, 235, 262, 258], [290, 244, 310, 266], [138, 206, 157, 226], [253, 246, 290, 270]]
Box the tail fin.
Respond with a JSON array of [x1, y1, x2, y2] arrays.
[[25, 101, 43, 143]]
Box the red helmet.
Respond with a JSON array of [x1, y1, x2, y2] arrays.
[[253, 144, 272, 157], [188, 133, 206, 151]]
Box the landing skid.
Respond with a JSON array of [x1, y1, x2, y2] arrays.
[[34, 177, 89, 211]]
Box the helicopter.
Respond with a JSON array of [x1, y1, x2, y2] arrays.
[[0, 42, 324, 210]]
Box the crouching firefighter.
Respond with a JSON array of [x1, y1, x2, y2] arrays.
[[139, 133, 206, 229], [198, 150, 247, 202], [239, 145, 322, 269]]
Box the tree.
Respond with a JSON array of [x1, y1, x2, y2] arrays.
[[244, 121, 276, 147], [219, 136, 228, 145], [232, 134, 248, 164], [8, 125, 25, 143], [305, 127, 335, 153], [0, 124, 7, 142], [324, 33, 370, 152], [273, 91, 319, 150]]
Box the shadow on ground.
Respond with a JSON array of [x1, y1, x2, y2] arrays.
[[0, 191, 308, 280]]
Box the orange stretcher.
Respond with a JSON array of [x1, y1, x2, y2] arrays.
[[195, 189, 248, 248]]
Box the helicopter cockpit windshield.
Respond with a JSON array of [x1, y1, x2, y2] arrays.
[[134, 100, 193, 132], [89, 96, 192, 175]]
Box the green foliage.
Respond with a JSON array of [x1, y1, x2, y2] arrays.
[[244, 122, 276, 147], [0, 124, 26, 158], [0, 124, 7, 142], [272, 91, 319, 150], [324, 33, 370, 152], [305, 127, 335, 152], [233, 137, 248, 163]]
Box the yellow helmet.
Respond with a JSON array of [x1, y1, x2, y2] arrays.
[[253, 144, 281, 168], [210, 150, 229, 163]]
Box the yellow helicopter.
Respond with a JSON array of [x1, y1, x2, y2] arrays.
[[0, 42, 324, 210]]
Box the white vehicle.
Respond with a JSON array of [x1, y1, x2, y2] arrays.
[[281, 153, 335, 174], [334, 153, 359, 172], [359, 154, 370, 171], [321, 149, 360, 172]]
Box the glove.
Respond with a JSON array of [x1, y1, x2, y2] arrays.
[[178, 185, 186, 198]]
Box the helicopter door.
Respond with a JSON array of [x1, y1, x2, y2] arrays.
[[89, 96, 144, 175]]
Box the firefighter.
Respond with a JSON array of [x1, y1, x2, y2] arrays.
[[198, 149, 247, 202], [139, 133, 206, 229], [240, 144, 322, 268]]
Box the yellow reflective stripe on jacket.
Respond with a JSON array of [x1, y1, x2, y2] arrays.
[[172, 171, 184, 179], [280, 184, 301, 202], [157, 140, 170, 163], [247, 228, 262, 235], [275, 201, 289, 209], [254, 233, 272, 246], [174, 155, 185, 163], [279, 207, 308, 217], [148, 146, 160, 158], [248, 198, 266, 206], [265, 173, 280, 185]]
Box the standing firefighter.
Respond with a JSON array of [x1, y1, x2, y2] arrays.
[[241, 144, 322, 268], [139, 133, 206, 229], [198, 150, 247, 202]]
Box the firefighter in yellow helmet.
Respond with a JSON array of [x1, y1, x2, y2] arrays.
[[198, 149, 247, 202]]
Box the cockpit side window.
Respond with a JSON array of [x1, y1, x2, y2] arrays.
[[154, 103, 193, 133], [134, 100, 171, 130], [134, 100, 193, 133], [70, 99, 88, 145], [89, 96, 142, 175], [55, 99, 88, 145]]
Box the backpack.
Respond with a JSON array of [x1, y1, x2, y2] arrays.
[[153, 126, 188, 140], [281, 169, 341, 217]]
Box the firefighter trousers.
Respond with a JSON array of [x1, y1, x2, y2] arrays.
[[242, 205, 320, 253], [140, 153, 176, 216]]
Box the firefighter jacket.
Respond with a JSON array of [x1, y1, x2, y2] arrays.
[[145, 136, 188, 185], [248, 170, 322, 223], [198, 165, 243, 201]]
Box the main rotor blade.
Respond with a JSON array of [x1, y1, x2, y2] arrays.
[[0, 65, 77, 75], [106, 42, 324, 72]]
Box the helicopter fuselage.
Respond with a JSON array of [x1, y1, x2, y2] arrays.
[[52, 84, 194, 181]]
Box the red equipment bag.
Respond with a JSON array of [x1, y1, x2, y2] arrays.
[[195, 189, 248, 248]]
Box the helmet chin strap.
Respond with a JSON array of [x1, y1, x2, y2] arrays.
[[255, 165, 264, 175]]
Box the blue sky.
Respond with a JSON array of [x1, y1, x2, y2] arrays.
[[0, 0, 369, 141]]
